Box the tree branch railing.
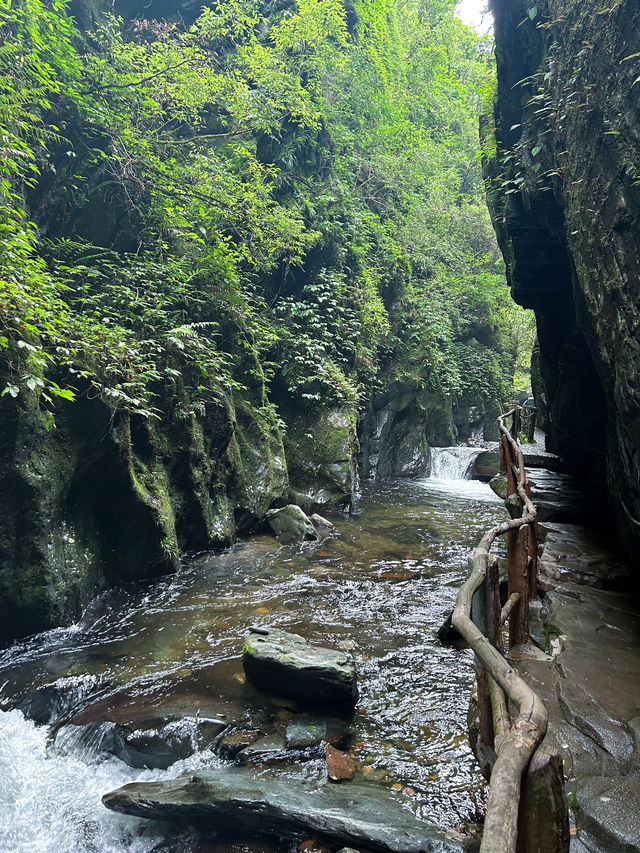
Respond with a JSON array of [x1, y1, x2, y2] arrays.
[[452, 409, 569, 853]]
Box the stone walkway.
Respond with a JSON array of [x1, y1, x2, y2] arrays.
[[513, 504, 640, 852]]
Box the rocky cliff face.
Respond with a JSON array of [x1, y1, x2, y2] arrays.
[[487, 0, 640, 553], [0, 368, 291, 643]]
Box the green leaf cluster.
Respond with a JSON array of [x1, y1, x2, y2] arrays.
[[0, 0, 525, 423]]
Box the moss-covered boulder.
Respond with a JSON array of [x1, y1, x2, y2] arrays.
[[0, 362, 289, 645], [242, 627, 358, 707], [265, 505, 317, 544], [283, 406, 359, 510], [0, 391, 179, 644]]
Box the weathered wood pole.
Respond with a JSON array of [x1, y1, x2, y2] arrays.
[[525, 480, 538, 600], [507, 525, 529, 647], [517, 744, 570, 853], [472, 556, 497, 748], [502, 432, 529, 647]]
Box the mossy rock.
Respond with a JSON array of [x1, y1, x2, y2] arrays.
[[283, 406, 358, 509]]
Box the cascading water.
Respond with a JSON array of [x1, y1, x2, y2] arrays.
[[429, 446, 483, 480]]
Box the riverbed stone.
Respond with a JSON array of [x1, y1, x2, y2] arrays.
[[309, 513, 336, 539], [266, 505, 318, 544], [243, 627, 358, 707], [285, 716, 352, 749], [325, 744, 355, 781], [60, 714, 228, 769], [235, 734, 320, 767], [102, 765, 469, 852], [216, 729, 264, 760]]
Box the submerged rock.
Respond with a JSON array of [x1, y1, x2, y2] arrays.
[[216, 729, 263, 760], [308, 513, 336, 539], [56, 714, 228, 770], [266, 505, 318, 544], [285, 716, 352, 749], [235, 734, 319, 767], [325, 744, 355, 782], [102, 765, 468, 853], [243, 627, 358, 707]]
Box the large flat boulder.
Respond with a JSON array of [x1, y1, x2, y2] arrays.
[[102, 765, 469, 853], [472, 450, 499, 479], [243, 627, 358, 707]]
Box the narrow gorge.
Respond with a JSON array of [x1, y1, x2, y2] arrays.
[[1, 0, 639, 851]]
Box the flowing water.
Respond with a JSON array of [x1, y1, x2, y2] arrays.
[[0, 457, 506, 853], [429, 446, 484, 480]]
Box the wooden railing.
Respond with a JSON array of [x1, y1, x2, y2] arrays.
[[452, 409, 569, 853]]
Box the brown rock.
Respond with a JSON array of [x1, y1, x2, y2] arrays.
[[216, 729, 263, 760], [326, 744, 355, 782]]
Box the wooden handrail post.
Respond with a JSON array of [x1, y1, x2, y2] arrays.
[[517, 745, 570, 853], [526, 480, 538, 599], [507, 525, 530, 646], [451, 410, 568, 853]]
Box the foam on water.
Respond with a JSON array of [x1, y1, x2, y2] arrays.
[[429, 446, 484, 480], [0, 709, 215, 853]]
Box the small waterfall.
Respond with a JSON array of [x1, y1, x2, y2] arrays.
[[429, 446, 482, 480]]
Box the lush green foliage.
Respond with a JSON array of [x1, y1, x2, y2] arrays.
[[0, 0, 525, 423]]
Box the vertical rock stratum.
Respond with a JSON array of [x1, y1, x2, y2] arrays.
[[487, 0, 640, 554]]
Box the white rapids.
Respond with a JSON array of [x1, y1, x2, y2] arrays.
[[429, 445, 483, 480], [0, 708, 217, 853]]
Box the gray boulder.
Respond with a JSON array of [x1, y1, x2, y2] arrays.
[[266, 505, 317, 544], [243, 627, 358, 707], [472, 450, 499, 479], [102, 765, 468, 853]]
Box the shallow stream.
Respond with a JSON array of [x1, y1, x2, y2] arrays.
[[0, 451, 506, 852]]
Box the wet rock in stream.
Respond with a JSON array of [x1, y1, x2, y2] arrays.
[[56, 714, 229, 769], [285, 716, 352, 749], [325, 744, 355, 781], [308, 513, 336, 539], [243, 627, 358, 707], [216, 729, 264, 760], [235, 734, 320, 767], [102, 765, 471, 853], [5, 674, 106, 726], [266, 505, 318, 544]]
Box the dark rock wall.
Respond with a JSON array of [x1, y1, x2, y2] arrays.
[[358, 386, 499, 482], [0, 366, 289, 643], [488, 0, 640, 551]]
